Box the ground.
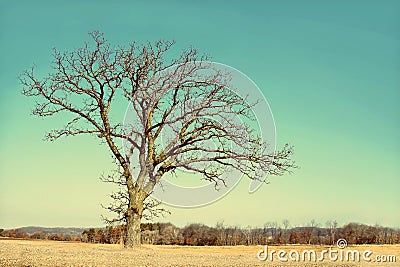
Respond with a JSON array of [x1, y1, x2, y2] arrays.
[[0, 238, 398, 267]]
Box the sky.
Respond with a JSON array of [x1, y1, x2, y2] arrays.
[[0, 0, 399, 229]]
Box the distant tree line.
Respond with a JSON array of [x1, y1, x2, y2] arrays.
[[0, 228, 82, 242], [1, 221, 399, 246]]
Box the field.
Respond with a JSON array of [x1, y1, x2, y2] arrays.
[[0, 238, 399, 267]]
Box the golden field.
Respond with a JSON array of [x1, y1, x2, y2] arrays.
[[0, 238, 398, 267]]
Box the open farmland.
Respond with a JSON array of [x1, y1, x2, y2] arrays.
[[0, 239, 399, 267]]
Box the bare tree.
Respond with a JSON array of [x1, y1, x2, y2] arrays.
[[21, 31, 296, 247], [215, 221, 227, 246], [309, 219, 319, 244], [282, 219, 290, 244], [264, 221, 279, 244], [326, 220, 338, 245]]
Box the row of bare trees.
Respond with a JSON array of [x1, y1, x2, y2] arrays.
[[81, 226, 125, 244], [2, 222, 398, 246], [144, 221, 399, 246], [145, 221, 399, 246], [0, 229, 81, 242]]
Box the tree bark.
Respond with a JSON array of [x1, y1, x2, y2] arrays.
[[125, 208, 142, 247], [125, 187, 147, 248]]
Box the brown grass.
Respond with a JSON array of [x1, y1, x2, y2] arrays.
[[0, 238, 398, 266]]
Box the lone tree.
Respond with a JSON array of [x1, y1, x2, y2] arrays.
[[21, 32, 295, 247]]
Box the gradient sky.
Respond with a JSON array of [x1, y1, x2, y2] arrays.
[[0, 1, 399, 229]]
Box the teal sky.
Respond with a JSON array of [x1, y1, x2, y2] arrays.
[[0, 1, 399, 229]]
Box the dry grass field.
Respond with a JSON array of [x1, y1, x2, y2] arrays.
[[0, 238, 398, 267]]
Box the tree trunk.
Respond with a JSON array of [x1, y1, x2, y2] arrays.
[[125, 187, 146, 248], [125, 208, 142, 247]]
